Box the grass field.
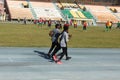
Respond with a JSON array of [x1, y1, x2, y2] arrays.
[[0, 23, 120, 48]]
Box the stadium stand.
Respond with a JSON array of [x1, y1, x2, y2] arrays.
[[57, 2, 94, 19], [30, 1, 63, 20], [0, 1, 4, 14], [30, 0, 51, 2], [33, 7, 62, 20], [56, 1, 120, 24], [0, 0, 5, 21], [85, 5, 119, 23], [69, 3, 78, 8], [70, 10, 79, 18], [61, 9, 73, 18], [56, 3, 63, 9], [108, 6, 120, 13], [9, 7, 33, 19], [58, 0, 120, 6], [6, 0, 33, 20], [69, 10, 87, 19], [76, 11, 86, 18], [3, 0, 120, 24], [80, 10, 94, 19], [30, 1, 54, 8], [55, 2, 95, 25], [108, 6, 120, 19]]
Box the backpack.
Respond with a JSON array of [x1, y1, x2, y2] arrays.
[[49, 30, 54, 37]]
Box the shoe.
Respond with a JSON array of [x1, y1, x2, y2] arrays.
[[66, 57, 71, 60], [56, 60, 62, 64], [53, 55, 57, 61]]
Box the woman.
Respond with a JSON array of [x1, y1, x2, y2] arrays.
[[54, 24, 71, 64]]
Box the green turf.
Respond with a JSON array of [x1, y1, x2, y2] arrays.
[[0, 23, 120, 48]]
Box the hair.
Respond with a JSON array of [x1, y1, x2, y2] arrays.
[[55, 24, 60, 28], [63, 24, 69, 31]]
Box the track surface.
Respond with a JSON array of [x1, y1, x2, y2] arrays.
[[0, 47, 120, 80]]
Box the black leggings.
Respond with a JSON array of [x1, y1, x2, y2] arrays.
[[51, 44, 61, 57], [58, 47, 68, 61], [48, 41, 59, 54]]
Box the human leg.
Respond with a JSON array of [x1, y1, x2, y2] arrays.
[[48, 42, 56, 56], [64, 47, 71, 60], [58, 47, 67, 61], [51, 44, 61, 60]]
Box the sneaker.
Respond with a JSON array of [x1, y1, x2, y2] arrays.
[[54, 54, 57, 59], [56, 60, 62, 64], [66, 57, 71, 60], [53, 55, 57, 61]]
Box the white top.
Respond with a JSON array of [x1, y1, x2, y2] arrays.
[[60, 31, 69, 47]]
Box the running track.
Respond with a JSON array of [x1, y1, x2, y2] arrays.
[[0, 47, 120, 80]]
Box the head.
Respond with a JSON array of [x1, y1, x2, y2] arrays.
[[55, 24, 60, 29], [63, 24, 69, 32]]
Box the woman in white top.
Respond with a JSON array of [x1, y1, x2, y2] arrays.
[[56, 24, 71, 64]]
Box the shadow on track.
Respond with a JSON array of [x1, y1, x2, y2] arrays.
[[34, 50, 50, 60]]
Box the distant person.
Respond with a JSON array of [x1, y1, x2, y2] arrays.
[[70, 19, 72, 26], [105, 20, 111, 31], [17, 17, 20, 23], [109, 21, 113, 30], [73, 20, 77, 28], [33, 19, 38, 24], [43, 18, 46, 25], [48, 19, 52, 28], [57, 20, 62, 29], [30, 18, 33, 23], [23, 17, 27, 24], [38, 18, 43, 27], [83, 21, 87, 30]]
